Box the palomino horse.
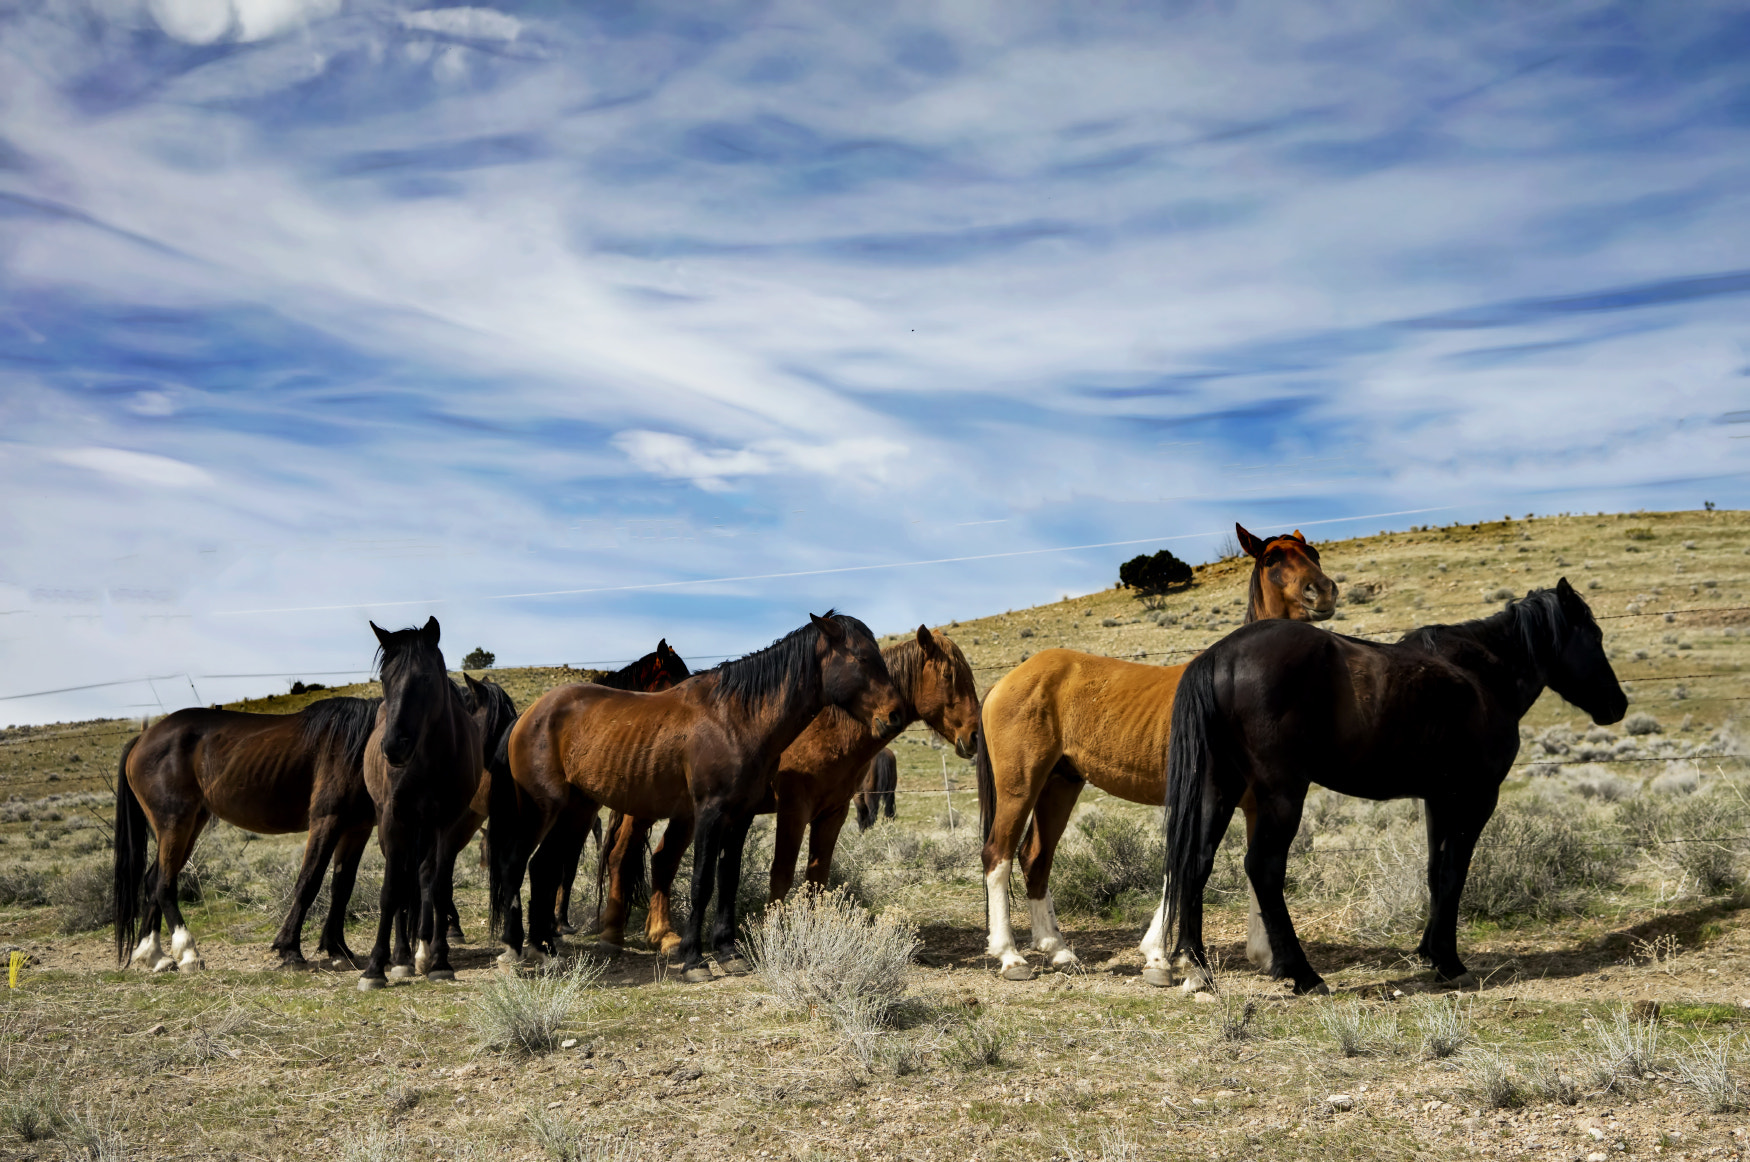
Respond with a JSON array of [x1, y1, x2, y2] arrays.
[[492, 612, 905, 983], [114, 687, 381, 971], [1157, 579, 1627, 994], [594, 628, 978, 955], [358, 617, 482, 989], [975, 525, 1336, 980], [853, 747, 900, 832]]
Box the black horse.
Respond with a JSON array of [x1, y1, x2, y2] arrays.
[[1153, 579, 1627, 995], [853, 747, 899, 831]]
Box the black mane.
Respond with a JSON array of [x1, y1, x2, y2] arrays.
[[703, 611, 873, 718], [375, 625, 447, 688], [295, 696, 382, 772], [1399, 586, 1580, 665], [459, 676, 519, 755]]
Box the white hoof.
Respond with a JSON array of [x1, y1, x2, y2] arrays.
[[1141, 967, 1173, 988], [151, 956, 178, 974], [177, 954, 204, 971], [387, 965, 415, 980], [999, 959, 1034, 981], [496, 949, 520, 966], [413, 941, 431, 976], [358, 976, 388, 992], [1047, 947, 1080, 969]]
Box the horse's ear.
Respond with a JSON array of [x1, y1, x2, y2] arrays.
[[1292, 529, 1306, 542], [657, 638, 670, 656], [463, 672, 484, 695], [810, 612, 846, 642], [421, 616, 441, 645], [1235, 523, 1266, 559], [370, 621, 392, 648], [916, 624, 940, 656]]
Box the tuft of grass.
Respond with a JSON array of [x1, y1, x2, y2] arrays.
[[1215, 995, 1257, 1043], [528, 1108, 642, 1161], [1462, 1047, 1525, 1109], [61, 1102, 127, 1162], [48, 861, 112, 934], [1317, 999, 1398, 1057], [744, 888, 916, 1022], [1593, 1004, 1661, 1082], [1524, 1053, 1581, 1105], [469, 956, 603, 1056], [334, 1124, 407, 1162], [1413, 994, 1472, 1059], [1674, 1034, 1747, 1113], [1, 1087, 65, 1142], [942, 1018, 1011, 1070], [1061, 1126, 1143, 1162]]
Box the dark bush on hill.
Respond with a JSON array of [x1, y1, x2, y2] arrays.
[[1118, 549, 1194, 594], [461, 648, 496, 670]]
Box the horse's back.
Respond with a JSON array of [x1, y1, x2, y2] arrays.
[[984, 649, 1185, 804], [130, 706, 343, 834], [511, 682, 698, 819]]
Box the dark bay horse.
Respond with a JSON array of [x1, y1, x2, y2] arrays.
[[974, 525, 1336, 979], [492, 612, 905, 983], [114, 687, 381, 971], [1156, 579, 1627, 995], [358, 617, 482, 989], [854, 747, 900, 832], [594, 628, 978, 955]]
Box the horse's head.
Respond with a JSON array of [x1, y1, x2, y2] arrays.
[[1238, 524, 1338, 622], [811, 611, 907, 740], [462, 672, 517, 757], [371, 616, 449, 767], [900, 626, 979, 759], [1538, 579, 1629, 725], [646, 638, 691, 691]]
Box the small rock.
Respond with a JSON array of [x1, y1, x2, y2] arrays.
[[454, 1096, 467, 1107], [146, 1023, 167, 1036], [1588, 1154, 1609, 1162], [1191, 1097, 1209, 1106], [1215, 1089, 1237, 1098], [1392, 989, 1405, 999], [1590, 1128, 1606, 1140], [561, 1039, 578, 1050], [546, 1100, 562, 1109], [453, 1063, 478, 1077], [1191, 990, 1217, 1004], [1327, 1094, 1355, 1111], [673, 1063, 703, 1082]]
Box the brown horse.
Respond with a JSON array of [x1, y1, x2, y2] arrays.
[[358, 617, 481, 989], [595, 628, 978, 954], [491, 612, 905, 983], [974, 525, 1336, 980], [853, 747, 900, 832], [114, 685, 381, 972]]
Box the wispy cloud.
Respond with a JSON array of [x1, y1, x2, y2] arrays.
[[1, 0, 1748, 720]]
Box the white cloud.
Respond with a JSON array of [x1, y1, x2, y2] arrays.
[[49, 447, 215, 489], [399, 6, 521, 42], [613, 430, 908, 492], [147, 0, 340, 45]]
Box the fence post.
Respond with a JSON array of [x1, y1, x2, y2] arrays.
[[942, 753, 953, 831]]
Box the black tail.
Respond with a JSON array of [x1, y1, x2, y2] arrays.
[[1162, 651, 1221, 962], [485, 730, 520, 941], [112, 734, 148, 965], [974, 703, 995, 844]]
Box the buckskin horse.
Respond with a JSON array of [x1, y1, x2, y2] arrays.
[[492, 612, 905, 983], [358, 617, 482, 989], [593, 627, 978, 956], [1156, 579, 1626, 995], [975, 525, 1337, 980], [853, 747, 900, 832], [114, 673, 382, 972]]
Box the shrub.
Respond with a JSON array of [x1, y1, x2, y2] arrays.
[[50, 862, 113, 934], [0, 864, 48, 907], [1118, 550, 1193, 594], [468, 957, 603, 1056], [461, 648, 496, 670], [1, 1087, 65, 1142], [942, 1018, 1011, 1070], [1463, 1048, 1525, 1109], [1461, 799, 1624, 921], [1050, 810, 1164, 921], [1524, 1053, 1580, 1105], [744, 888, 916, 1021], [528, 1108, 641, 1161], [1593, 1005, 1660, 1082], [1413, 994, 1472, 1059], [1624, 712, 1662, 736], [1674, 1034, 1747, 1113]]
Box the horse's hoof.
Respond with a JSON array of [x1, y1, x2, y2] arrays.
[[426, 969, 456, 983], [593, 939, 624, 956], [151, 957, 177, 974], [276, 955, 307, 971], [1047, 949, 1081, 970], [1437, 971, 1478, 991], [446, 930, 466, 946], [1141, 967, 1174, 989], [658, 935, 684, 958], [496, 950, 521, 967], [556, 921, 577, 936], [387, 965, 415, 980], [999, 961, 1035, 982], [716, 956, 752, 976], [358, 976, 388, 992], [681, 966, 716, 985], [1292, 979, 1331, 997]]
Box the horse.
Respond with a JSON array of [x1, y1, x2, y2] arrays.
[[594, 627, 978, 954], [424, 672, 520, 948], [974, 525, 1337, 980], [358, 617, 482, 989], [1155, 579, 1627, 995], [491, 612, 905, 983], [114, 686, 382, 972], [853, 748, 900, 832]]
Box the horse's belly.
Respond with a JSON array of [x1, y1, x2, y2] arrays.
[[1063, 741, 1167, 806], [198, 767, 314, 834]]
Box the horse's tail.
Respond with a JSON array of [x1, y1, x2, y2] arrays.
[[485, 740, 520, 941], [1163, 651, 1221, 961], [876, 748, 897, 818], [112, 734, 147, 965], [974, 702, 996, 844]]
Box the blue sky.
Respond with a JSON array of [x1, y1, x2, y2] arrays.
[[3, 0, 1749, 723]]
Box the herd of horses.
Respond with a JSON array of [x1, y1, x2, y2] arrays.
[[109, 524, 1627, 995]]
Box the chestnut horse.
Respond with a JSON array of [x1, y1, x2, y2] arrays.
[[491, 613, 904, 983], [853, 747, 900, 832], [1157, 580, 1627, 994], [358, 617, 481, 989], [114, 684, 381, 972], [975, 525, 1336, 980], [594, 628, 978, 955]]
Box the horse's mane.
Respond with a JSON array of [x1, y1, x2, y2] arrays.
[[296, 696, 383, 771], [882, 633, 969, 709], [1400, 586, 1581, 664], [375, 626, 446, 687], [460, 677, 519, 750], [703, 611, 873, 716]]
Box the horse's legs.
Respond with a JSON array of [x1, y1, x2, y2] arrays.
[[644, 816, 691, 959], [710, 809, 757, 971], [1242, 785, 1324, 995], [318, 824, 371, 967], [1417, 792, 1495, 982], [1238, 788, 1271, 971], [131, 863, 166, 971], [388, 886, 416, 979], [767, 795, 811, 902], [528, 802, 596, 957], [1162, 774, 1242, 992], [409, 848, 440, 977], [677, 804, 726, 982], [1018, 776, 1081, 969], [269, 815, 347, 968], [979, 739, 1057, 981], [423, 827, 463, 981], [802, 802, 850, 892], [360, 815, 414, 989], [598, 814, 651, 948], [552, 797, 591, 935], [148, 810, 209, 972]]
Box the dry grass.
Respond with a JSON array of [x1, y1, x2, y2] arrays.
[[468, 956, 604, 1056], [744, 887, 918, 1021]]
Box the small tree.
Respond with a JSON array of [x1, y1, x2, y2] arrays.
[[1118, 549, 1193, 594], [461, 647, 496, 670]]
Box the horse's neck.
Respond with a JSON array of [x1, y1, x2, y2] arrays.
[[1422, 622, 1546, 719], [709, 675, 828, 765]]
